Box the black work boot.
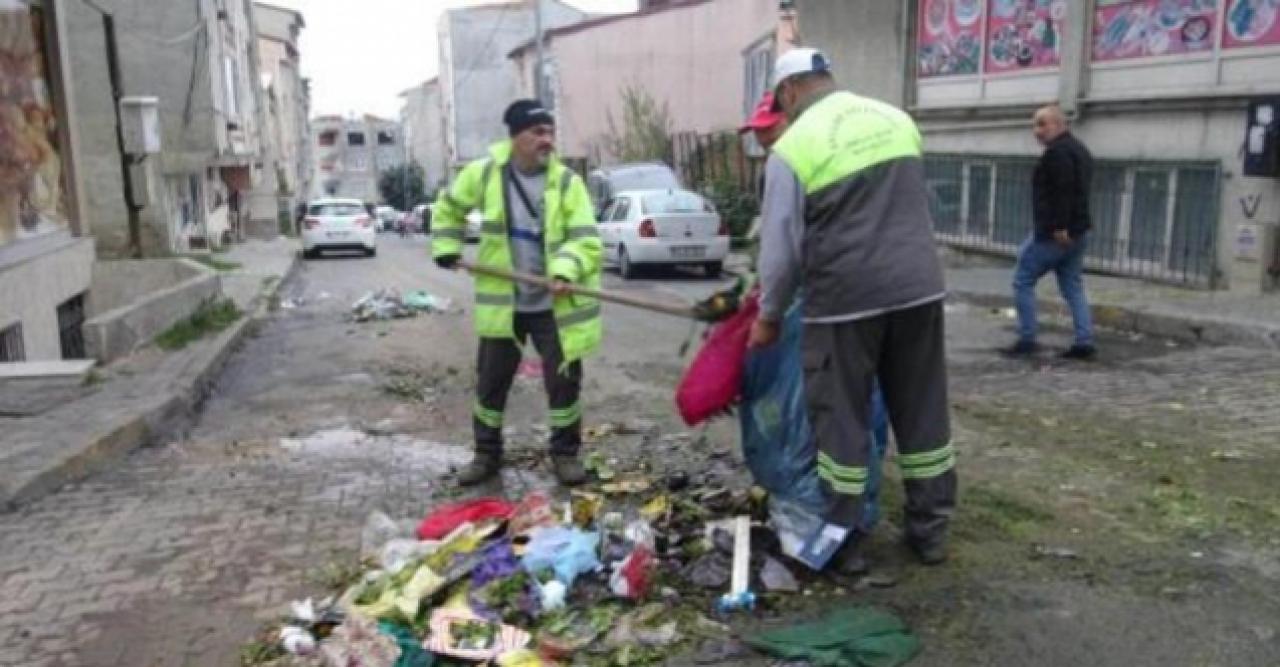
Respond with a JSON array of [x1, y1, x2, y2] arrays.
[[1059, 344, 1097, 361], [1001, 340, 1041, 357], [550, 455, 587, 487], [456, 450, 501, 486], [907, 538, 948, 566], [829, 537, 870, 577]]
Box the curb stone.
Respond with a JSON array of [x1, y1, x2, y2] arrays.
[[947, 287, 1280, 350]]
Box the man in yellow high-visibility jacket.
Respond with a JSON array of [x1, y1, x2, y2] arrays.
[[432, 99, 602, 487]]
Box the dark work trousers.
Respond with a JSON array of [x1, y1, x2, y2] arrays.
[[802, 299, 957, 548], [473, 311, 582, 457]]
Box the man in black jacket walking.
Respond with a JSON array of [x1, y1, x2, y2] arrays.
[[1005, 105, 1096, 360]]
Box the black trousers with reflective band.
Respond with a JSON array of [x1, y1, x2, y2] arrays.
[[474, 311, 582, 457], [803, 299, 957, 547]]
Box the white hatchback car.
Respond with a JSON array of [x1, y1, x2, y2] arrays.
[[599, 189, 729, 278], [302, 198, 377, 259]]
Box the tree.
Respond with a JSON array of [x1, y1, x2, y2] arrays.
[[377, 162, 427, 211], [603, 85, 673, 164]]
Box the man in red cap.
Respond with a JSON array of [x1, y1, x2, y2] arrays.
[[740, 91, 788, 153]]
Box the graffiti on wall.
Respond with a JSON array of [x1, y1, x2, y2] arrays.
[[0, 2, 66, 246], [918, 0, 985, 77], [986, 0, 1065, 73], [1093, 0, 1218, 61], [1240, 193, 1263, 219], [1223, 0, 1280, 48]]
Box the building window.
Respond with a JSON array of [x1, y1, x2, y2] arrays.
[[318, 130, 337, 147], [377, 130, 395, 146], [57, 293, 86, 359], [347, 132, 366, 146], [222, 55, 239, 117], [0, 323, 24, 362], [0, 3, 70, 243], [924, 153, 1220, 287]]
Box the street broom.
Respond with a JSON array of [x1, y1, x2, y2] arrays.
[[458, 259, 701, 320]]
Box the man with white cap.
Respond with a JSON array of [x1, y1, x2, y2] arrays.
[[748, 48, 957, 572]]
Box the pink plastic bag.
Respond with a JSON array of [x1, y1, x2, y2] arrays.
[[675, 291, 759, 426]]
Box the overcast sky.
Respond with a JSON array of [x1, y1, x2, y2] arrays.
[[265, 0, 637, 119]]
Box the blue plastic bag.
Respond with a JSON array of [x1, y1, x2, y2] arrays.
[[740, 300, 888, 531], [520, 526, 601, 585]]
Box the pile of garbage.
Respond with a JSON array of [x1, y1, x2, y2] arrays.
[[351, 289, 455, 322], [244, 455, 921, 667]]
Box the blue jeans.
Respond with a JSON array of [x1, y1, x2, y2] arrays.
[[1013, 235, 1094, 347]]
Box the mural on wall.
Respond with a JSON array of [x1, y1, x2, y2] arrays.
[[918, 0, 985, 77], [1093, 0, 1219, 61], [1223, 0, 1280, 48], [0, 0, 66, 246], [986, 0, 1065, 73]]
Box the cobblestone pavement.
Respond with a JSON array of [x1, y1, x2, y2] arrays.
[[3, 237, 1279, 666]]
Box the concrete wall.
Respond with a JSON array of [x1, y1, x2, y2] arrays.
[[515, 0, 777, 161], [88, 258, 205, 316], [402, 80, 447, 192], [793, 0, 911, 107], [440, 0, 589, 169], [0, 236, 94, 361], [0, 3, 94, 362], [83, 259, 221, 362]]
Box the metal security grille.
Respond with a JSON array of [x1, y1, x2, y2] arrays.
[[924, 154, 1221, 288], [57, 293, 87, 359], [0, 323, 25, 362]]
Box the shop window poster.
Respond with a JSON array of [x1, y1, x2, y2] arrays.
[[986, 0, 1065, 73], [918, 0, 985, 77], [0, 1, 67, 245], [1223, 0, 1280, 48], [1093, 0, 1219, 61]]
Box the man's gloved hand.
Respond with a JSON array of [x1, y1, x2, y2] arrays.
[[550, 276, 573, 297], [692, 288, 741, 323], [435, 254, 460, 270]]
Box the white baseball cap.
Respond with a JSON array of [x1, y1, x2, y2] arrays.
[[772, 47, 832, 88]]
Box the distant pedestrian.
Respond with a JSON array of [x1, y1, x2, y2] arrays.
[[431, 99, 601, 487], [1004, 105, 1096, 360], [749, 48, 956, 572]]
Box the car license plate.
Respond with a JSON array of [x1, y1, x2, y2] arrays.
[[670, 245, 705, 259], [327, 231, 347, 239]]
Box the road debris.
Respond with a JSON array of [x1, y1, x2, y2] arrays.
[[350, 288, 454, 322], [241, 422, 911, 666], [1032, 544, 1081, 560]]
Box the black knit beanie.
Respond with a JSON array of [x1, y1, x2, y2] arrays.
[[503, 99, 554, 136]]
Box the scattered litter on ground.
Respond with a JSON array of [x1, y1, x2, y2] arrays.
[[241, 421, 920, 667], [1032, 544, 1080, 560], [350, 288, 455, 322]]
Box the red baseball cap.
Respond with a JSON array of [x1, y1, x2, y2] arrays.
[[738, 92, 786, 134]]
